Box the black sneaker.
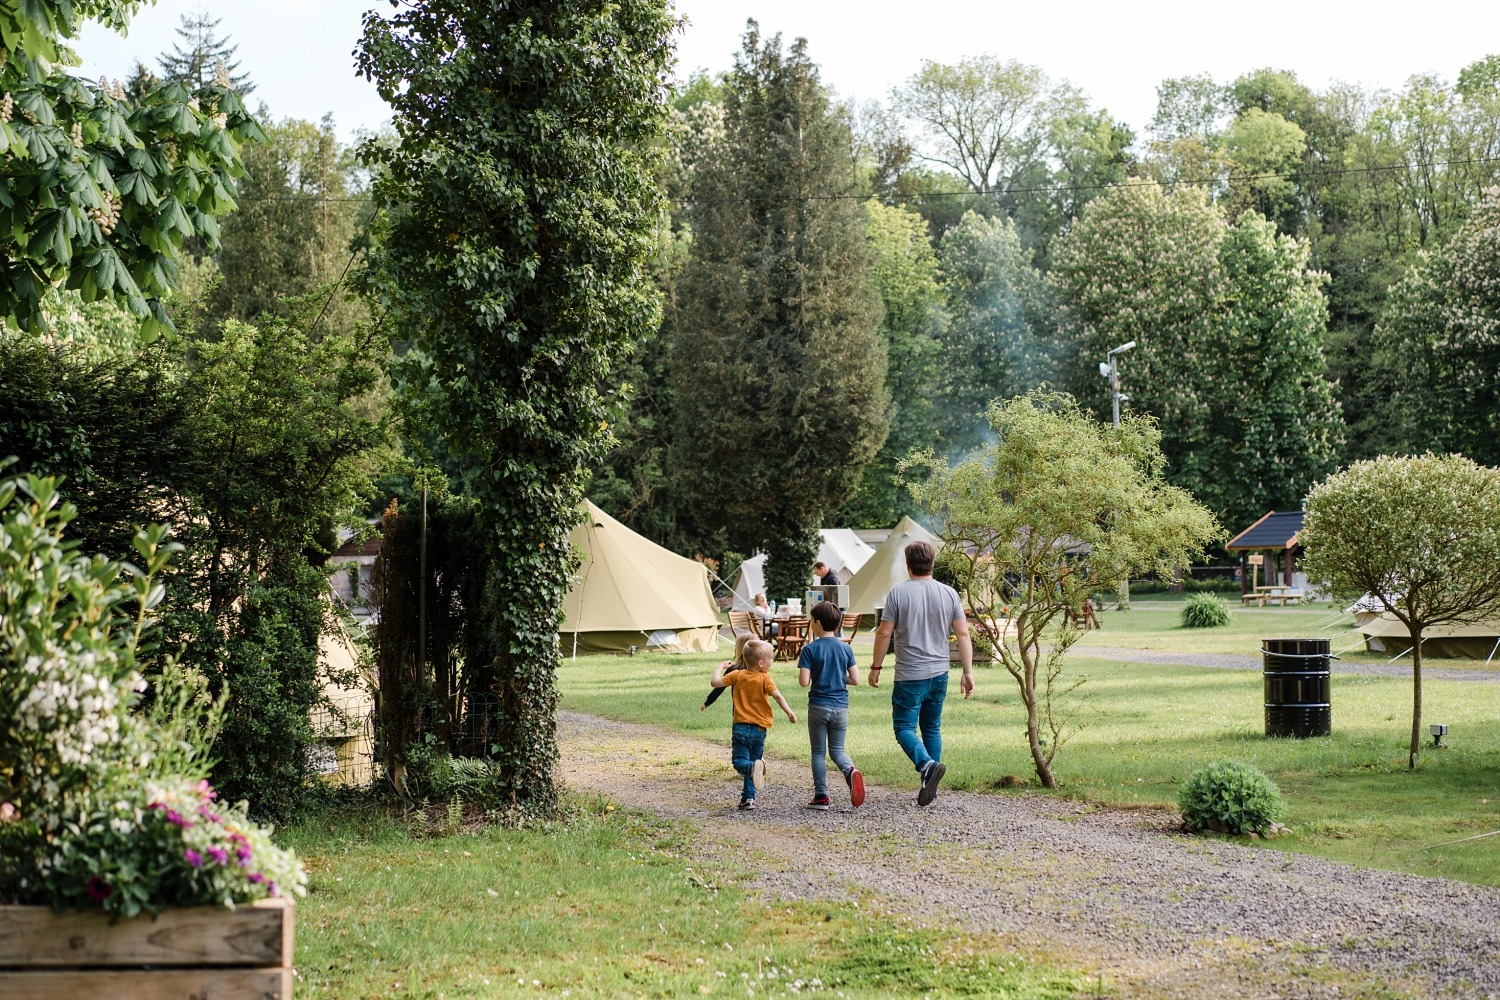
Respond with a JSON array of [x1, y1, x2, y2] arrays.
[[738, 795, 756, 811], [805, 794, 832, 811], [917, 761, 947, 807]]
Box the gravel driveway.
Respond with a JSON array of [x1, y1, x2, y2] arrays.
[[559, 709, 1500, 999]]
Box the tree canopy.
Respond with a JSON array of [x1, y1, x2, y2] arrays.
[[1303, 454, 1500, 768]]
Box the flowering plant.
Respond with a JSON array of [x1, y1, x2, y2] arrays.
[[0, 474, 306, 916]]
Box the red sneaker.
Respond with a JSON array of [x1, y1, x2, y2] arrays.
[[846, 767, 865, 808], [805, 794, 832, 811]]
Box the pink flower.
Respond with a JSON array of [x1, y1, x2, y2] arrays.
[[0, 802, 17, 823], [184, 849, 203, 868], [164, 809, 193, 829], [86, 876, 112, 901], [196, 779, 217, 800], [247, 871, 264, 884], [198, 804, 222, 823], [236, 844, 253, 866], [207, 846, 228, 865], [267, 881, 280, 898]]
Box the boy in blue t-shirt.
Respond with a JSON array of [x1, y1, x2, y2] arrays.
[[797, 601, 865, 810]]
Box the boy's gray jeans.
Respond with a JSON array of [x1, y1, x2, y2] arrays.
[[807, 703, 853, 797]]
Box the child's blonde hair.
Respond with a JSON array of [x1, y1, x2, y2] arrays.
[[732, 631, 754, 666], [743, 638, 774, 671]]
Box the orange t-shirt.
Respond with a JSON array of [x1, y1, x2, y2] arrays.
[[724, 669, 778, 729]]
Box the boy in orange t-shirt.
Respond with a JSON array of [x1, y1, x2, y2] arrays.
[[711, 638, 797, 810]]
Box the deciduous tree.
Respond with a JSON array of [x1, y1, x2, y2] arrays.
[[1303, 455, 1500, 769], [905, 391, 1219, 788]]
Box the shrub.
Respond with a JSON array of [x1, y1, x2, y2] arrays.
[[1178, 761, 1286, 835], [1180, 592, 1232, 628], [0, 475, 306, 916]]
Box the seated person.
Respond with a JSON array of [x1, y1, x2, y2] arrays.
[[750, 592, 779, 637], [812, 561, 839, 587]]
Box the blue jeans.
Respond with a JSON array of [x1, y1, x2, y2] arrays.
[[891, 673, 948, 773], [731, 722, 767, 799], [807, 704, 853, 797]]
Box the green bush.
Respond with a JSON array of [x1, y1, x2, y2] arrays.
[[1178, 761, 1286, 835], [1180, 592, 1232, 628]]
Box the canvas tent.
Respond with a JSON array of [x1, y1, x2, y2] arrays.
[[309, 623, 377, 787], [817, 529, 875, 584], [725, 530, 876, 609], [562, 501, 722, 655], [844, 515, 941, 615], [1352, 597, 1500, 660]]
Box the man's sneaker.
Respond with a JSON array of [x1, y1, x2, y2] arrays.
[[917, 761, 947, 807], [738, 795, 756, 811], [751, 758, 766, 792], [805, 794, 832, 811], [845, 767, 866, 808]]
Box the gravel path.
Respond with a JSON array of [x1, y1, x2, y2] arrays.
[[1069, 644, 1500, 682], [559, 709, 1500, 999]]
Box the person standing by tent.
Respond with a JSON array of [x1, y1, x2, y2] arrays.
[[867, 540, 974, 806], [812, 561, 839, 587]]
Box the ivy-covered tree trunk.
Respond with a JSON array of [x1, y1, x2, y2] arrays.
[[356, 1, 675, 816]]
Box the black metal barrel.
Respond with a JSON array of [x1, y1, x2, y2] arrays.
[[1262, 637, 1331, 738]]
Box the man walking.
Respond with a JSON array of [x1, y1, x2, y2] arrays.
[[868, 540, 973, 806]]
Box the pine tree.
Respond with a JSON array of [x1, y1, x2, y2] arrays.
[[159, 12, 255, 94], [669, 23, 887, 602]]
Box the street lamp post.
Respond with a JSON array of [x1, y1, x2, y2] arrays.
[[1099, 340, 1136, 427]]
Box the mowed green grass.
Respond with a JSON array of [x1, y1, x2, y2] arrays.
[[282, 802, 1084, 999], [1083, 594, 1500, 670], [559, 610, 1500, 887]]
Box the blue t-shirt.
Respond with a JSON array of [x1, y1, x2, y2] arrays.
[[798, 636, 856, 708]]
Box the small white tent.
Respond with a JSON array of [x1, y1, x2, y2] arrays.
[[726, 553, 766, 610], [562, 501, 722, 655], [816, 529, 875, 583], [844, 515, 941, 615]]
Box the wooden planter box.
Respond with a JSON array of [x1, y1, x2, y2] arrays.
[[0, 897, 292, 999]]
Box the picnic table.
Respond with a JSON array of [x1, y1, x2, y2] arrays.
[[1242, 585, 1304, 607]]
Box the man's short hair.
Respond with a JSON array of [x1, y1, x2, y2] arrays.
[[905, 540, 935, 576], [811, 600, 841, 632], [813, 561, 829, 572]]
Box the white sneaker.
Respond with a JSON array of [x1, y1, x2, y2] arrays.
[[752, 758, 766, 792]]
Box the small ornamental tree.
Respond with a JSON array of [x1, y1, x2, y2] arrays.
[[1302, 454, 1500, 769], [356, 0, 677, 815], [904, 390, 1220, 788], [0, 0, 263, 336]]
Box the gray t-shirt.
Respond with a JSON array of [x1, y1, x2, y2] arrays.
[[881, 577, 964, 682]]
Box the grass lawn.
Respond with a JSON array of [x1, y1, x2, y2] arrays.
[[1085, 594, 1500, 670], [282, 801, 1084, 999], [558, 610, 1500, 887]]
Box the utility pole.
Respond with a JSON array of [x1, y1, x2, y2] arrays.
[[1099, 340, 1137, 427]]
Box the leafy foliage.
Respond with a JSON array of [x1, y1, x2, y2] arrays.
[[667, 23, 887, 600], [1302, 454, 1500, 768], [1178, 760, 1286, 835], [0, 474, 305, 916], [356, 0, 677, 816], [1179, 592, 1232, 628], [0, 0, 264, 336], [1051, 182, 1344, 531], [904, 390, 1220, 787]]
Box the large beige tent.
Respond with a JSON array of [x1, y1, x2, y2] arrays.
[[562, 501, 722, 655], [1353, 604, 1500, 661], [844, 515, 941, 615]]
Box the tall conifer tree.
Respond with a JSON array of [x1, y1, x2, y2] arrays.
[[670, 24, 887, 601]]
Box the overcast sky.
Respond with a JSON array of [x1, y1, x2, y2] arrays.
[[76, 1, 1500, 144]]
